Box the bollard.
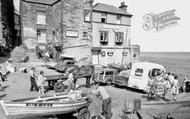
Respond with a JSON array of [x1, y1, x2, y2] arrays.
[[133, 99, 141, 113]]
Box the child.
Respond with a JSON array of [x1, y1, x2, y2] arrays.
[[37, 71, 46, 94]]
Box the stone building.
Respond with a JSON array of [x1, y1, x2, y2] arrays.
[[21, 0, 140, 65], [21, 0, 92, 63], [91, 2, 140, 66]]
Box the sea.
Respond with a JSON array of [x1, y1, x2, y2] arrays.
[[140, 52, 190, 85]]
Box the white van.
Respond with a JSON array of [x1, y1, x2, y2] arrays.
[[127, 62, 166, 92]]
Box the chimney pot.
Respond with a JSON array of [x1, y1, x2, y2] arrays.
[[119, 2, 128, 12]]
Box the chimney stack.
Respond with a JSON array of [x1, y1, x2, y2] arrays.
[[119, 2, 128, 12]]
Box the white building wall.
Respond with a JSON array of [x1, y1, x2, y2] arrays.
[[121, 16, 131, 25], [92, 22, 131, 48]]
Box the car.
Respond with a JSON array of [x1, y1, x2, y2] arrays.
[[114, 70, 131, 87], [54, 59, 77, 72], [94, 68, 117, 85], [45, 54, 78, 73]]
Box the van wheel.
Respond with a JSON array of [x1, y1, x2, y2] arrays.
[[78, 108, 90, 119], [54, 82, 65, 92]]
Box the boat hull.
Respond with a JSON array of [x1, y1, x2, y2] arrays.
[[1, 100, 88, 119]]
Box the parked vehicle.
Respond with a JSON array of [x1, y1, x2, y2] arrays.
[[114, 70, 131, 87], [45, 55, 78, 73], [127, 62, 166, 92], [46, 65, 94, 92], [94, 68, 118, 85]]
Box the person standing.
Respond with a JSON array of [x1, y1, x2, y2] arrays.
[[37, 71, 46, 94], [94, 82, 112, 119], [0, 70, 3, 90], [170, 75, 179, 101], [29, 66, 38, 92]]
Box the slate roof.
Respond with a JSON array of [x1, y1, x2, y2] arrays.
[[93, 3, 132, 16], [23, 0, 60, 5]]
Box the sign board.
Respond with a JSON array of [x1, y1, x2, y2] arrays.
[[66, 30, 79, 37]]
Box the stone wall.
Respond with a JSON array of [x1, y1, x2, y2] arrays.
[[22, 2, 53, 49], [22, 0, 93, 64]]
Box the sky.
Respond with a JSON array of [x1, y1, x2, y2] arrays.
[[14, 0, 190, 52]]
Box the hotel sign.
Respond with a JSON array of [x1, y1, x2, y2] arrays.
[[66, 30, 79, 37]]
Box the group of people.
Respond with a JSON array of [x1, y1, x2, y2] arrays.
[[149, 72, 179, 101], [0, 59, 16, 90], [29, 66, 46, 94]]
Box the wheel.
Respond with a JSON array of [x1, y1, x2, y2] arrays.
[[114, 84, 119, 87], [77, 108, 90, 119], [48, 81, 56, 89], [54, 82, 65, 92]]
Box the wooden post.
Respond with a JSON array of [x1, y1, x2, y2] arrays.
[[19, 0, 24, 48]]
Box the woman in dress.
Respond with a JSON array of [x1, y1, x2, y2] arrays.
[[170, 75, 179, 101]]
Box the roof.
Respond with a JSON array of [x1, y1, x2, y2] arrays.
[[23, 0, 60, 6], [93, 3, 132, 16], [132, 62, 166, 71]]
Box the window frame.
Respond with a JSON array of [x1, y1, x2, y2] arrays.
[[84, 9, 91, 22], [134, 68, 144, 77], [36, 11, 46, 25], [116, 15, 122, 24], [99, 31, 109, 44], [36, 29, 47, 43], [115, 32, 124, 45], [101, 13, 107, 23], [82, 31, 88, 39]]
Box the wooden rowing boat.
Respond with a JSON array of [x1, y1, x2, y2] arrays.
[[0, 92, 90, 119]]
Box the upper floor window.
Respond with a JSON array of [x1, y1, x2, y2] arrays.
[[101, 13, 107, 23], [82, 31, 88, 39], [115, 32, 124, 45], [116, 15, 122, 24], [37, 11, 46, 25], [84, 9, 91, 22], [100, 31, 108, 45]]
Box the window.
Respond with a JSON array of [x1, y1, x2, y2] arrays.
[[107, 52, 113, 56], [115, 32, 124, 45], [84, 9, 91, 22], [134, 68, 143, 77], [151, 68, 162, 77], [116, 15, 122, 24], [105, 71, 114, 75], [100, 31, 108, 44], [101, 13, 107, 23], [37, 29, 46, 43], [37, 11, 46, 24], [83, 32, 88, 39]]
